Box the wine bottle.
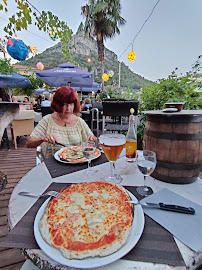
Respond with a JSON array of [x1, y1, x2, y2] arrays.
[[126, 108, 137, 162]]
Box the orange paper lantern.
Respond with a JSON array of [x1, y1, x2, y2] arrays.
[[36, 62, 44, 71], [102, 73, 109, 82], [127, 51, 136, 61]]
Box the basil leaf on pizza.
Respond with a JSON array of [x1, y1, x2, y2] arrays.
[[39, 182, 134, 259]]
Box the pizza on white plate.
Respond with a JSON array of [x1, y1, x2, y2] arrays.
[[39, 181, 134, 259], [58, 146, 100, 163]]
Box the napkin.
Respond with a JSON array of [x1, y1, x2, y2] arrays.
[[141, 188, 202, 252]]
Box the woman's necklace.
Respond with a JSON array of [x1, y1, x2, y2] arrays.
[[57, 114, 70, 127]]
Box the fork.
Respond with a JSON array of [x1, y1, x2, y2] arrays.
[[18, 191, 62, 198]]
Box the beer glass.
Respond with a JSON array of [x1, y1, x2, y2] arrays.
[[99, 134, 126, 183], [136, 150, 156, 196]]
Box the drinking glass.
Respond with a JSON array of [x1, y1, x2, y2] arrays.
[[82, 142, 96, 174], [99, 134, 126, 183], [136, 150, 156, 196]]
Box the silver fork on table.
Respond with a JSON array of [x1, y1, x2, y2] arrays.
[[18, 191, 62, 199]]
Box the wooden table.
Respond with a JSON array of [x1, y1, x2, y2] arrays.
[[7, 155, 202, 270]]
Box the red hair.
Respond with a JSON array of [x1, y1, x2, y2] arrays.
[[51, 86, 80, 113]]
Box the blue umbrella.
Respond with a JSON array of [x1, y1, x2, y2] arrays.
[[72, 82, 101, 93], [33, 88, 52, 94], [0, 72, 33, 88], [36, 62, 93, 88]]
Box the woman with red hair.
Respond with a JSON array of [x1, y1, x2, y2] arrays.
[[26, 86, 96, 159]]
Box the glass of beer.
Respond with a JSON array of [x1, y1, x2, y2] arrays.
[[99, 134, 126, 183]]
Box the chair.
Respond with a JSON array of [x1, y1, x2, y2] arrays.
[[90, 101, 103, 137], [41, 106, 54, 117], [11, 110, 34, 149], [102, 98, 139, 133]]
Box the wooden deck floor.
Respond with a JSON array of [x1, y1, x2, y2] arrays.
[[0, 129, 36, 270]]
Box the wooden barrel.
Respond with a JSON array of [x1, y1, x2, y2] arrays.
[[143, 110, 202, 184]]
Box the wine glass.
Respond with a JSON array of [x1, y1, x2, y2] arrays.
[[136, 150, 156, 196], [82, 142, 96, 175], [99, 134, 126, 183]]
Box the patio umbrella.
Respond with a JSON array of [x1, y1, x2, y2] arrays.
[[0, 72, 33, 88], [36, 62, 93, 88], [72, 82, 101, 93], [33, 88, 52, 94]]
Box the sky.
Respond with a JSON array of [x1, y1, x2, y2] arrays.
[[0, 0, 202, 82]]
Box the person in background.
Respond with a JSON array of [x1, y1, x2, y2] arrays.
[[0, 88, 10, 102], [41, 93, 51, 107], [23, 96, 33, 110], [33, 98, 41, 112], [26, 86, 97, 159], [12, 96, 18, 102], [82, 98, 92, 110]]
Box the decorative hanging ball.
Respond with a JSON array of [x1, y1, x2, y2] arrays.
[[108, 70, 114, 77], [43, 83, 46, 88], [7, 38, 29, 61], [49, 30, 59, 41], [36, 62, 44, 71], [127, 51, 136, 61], [102, 73, 109, 82], [30, 46, 37, 54]]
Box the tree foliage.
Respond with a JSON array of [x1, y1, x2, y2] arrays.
[[0, 58, 14, 74], [0, 0, 73, 57], [137, 66, 202, 148], [139, 71, 202, 112], [81, 0, 126, 88], [96, 83, 138, 100], [14, 72, 44, 96]]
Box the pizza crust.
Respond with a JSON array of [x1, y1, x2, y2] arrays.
[[39, 201, 52, 246], [39, 182, 134, 259], [60, 223, 132, 259]]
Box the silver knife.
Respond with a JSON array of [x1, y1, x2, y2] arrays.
[[125, 201, 195, 215]]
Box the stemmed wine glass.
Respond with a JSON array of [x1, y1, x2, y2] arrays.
[[99, 134, 126, 183], [82, 142, 96, 175], [136, 150, 157, 196]]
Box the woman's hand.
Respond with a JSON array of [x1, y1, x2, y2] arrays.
[[86, 134, 97, 144], [42, 134, 59, 145]]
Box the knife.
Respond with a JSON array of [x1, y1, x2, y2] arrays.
[[55, 142, 66, 147], [125, 201, 195, 215]]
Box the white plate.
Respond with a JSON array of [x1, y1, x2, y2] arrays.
[[34, 190, 144, 269], [162, 108, 178, 112], [54, 147, 101, 164]]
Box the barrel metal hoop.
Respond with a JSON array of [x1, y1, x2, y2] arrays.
[[146, 114, 202, 123], [145, 130, 202, 140], [151, 171, 198, 184], [157, 161, 202, 170]]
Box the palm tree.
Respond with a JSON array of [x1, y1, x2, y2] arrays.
[[81, 0, 126, 89]]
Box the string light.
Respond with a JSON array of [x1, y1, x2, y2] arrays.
[[118, 0, 161, 60]]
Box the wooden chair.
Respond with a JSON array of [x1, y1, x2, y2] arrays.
[[102, 98, 139, 133], [11, 110, 34, 149]]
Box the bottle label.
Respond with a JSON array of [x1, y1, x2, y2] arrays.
[[126, 140, 137, 158]]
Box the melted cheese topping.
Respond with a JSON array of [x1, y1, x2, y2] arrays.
[[47, 182, 133, 250]]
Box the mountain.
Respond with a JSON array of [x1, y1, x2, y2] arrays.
[[23, 31, 153, 90]]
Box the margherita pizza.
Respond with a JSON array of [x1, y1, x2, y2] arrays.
[[58, 146, 100, 163], [39, 181, 134, 259]]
